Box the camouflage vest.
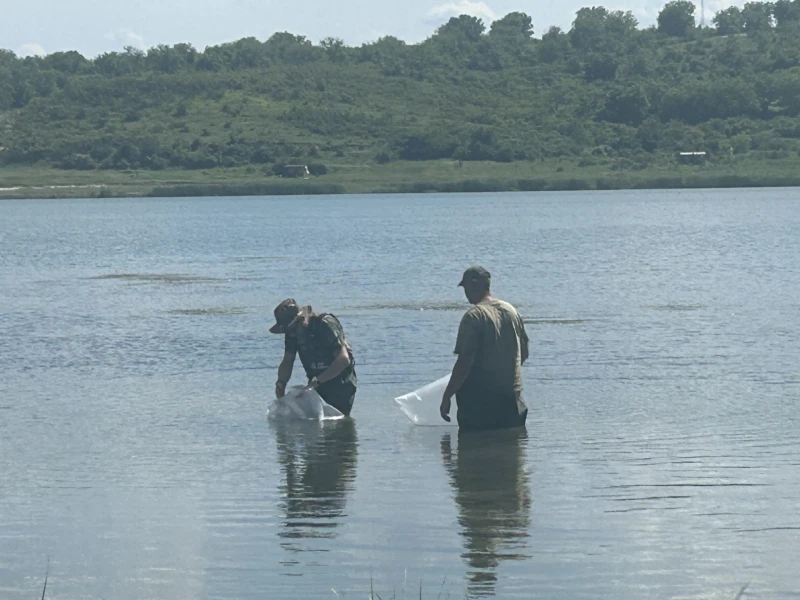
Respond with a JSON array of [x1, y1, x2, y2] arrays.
[[294, 313, 354, 379]]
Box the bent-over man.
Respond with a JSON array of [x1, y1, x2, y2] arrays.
[[270, 298, 357, 416]]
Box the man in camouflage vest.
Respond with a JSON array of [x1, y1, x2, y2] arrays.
[[270, 299, 357, 416], [440, 266, 529, 430]]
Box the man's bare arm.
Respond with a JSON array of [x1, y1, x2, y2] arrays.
[[314, 345, 350, 385], [276, 350, 296, 398], [440, 351, 476, 422]]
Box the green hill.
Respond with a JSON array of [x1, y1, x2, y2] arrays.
[[2, 1, 800, 197]]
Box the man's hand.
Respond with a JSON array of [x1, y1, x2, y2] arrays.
[[304, 376, 320, 392], [440, 393, 452, 423], [275, 380, 287, 399]]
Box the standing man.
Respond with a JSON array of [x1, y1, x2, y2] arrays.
[[270, 299, 357, 416], [440, 266, 529, 430]]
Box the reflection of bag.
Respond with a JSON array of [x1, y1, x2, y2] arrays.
[[268, 385, 345, 421], [394, 375, 456, 427]]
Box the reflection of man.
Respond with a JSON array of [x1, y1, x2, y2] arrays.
[[440, 266, 529, 430], [272, 419, 358, 553], [441, 429, 531, 598], [269, 299, 357, 416]]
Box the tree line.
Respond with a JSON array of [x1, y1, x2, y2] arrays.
[[1, 0, 799, 172]]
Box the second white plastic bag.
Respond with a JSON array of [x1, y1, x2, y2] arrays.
[[394, 375, 456, 426], [267, 385, 345, 422]]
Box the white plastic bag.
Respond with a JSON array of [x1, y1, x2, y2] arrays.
[[267, 385, 345, 422], [394, 375, 456, 426]]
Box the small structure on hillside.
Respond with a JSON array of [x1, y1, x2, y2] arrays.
[[283, 164, 311, 179], [678, 151, 707, 165]]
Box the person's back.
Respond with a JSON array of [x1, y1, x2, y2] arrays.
[[440, 266, 529, 431], [457, 299, 525, 398]]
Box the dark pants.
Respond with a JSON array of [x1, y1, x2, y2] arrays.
[[317, 369, 357, 416], [456, 371, 527, 432]]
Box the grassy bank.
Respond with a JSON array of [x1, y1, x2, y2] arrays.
[[2, 155, 799, 199]]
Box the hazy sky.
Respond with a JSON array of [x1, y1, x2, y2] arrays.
[[2, 0, 743, 58]]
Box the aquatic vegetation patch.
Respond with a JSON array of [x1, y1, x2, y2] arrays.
[[168, 307, 246, 316], [523, 318, 586, 325], [348, 302, 467, 312], [646, 303, 705, 312], [90, 273, 223, 284], [234, 255, 286, 261]]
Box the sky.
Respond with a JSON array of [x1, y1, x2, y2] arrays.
[[1, 0, 744, 59]]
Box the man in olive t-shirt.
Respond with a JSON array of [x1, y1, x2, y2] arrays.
[[440, 266, 529, 430]]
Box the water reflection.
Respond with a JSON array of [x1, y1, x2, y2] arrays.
[[441, 428, 531, 597], [272, 419, 358, 557]]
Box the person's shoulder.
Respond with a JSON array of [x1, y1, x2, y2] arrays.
[[494, 298, 519, 313], [456, 306, 481, 331], [462, 305, 485, 321], [314, 313, 335, 326], [491, 298, 523, 321], [319, 313, 345, 333]]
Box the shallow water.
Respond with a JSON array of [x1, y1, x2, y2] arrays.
[[2, 189, 800, 599]]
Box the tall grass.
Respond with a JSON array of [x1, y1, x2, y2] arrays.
[[384, 173, 800, 195], [148, 181, 346, 197], [4, 162, 800, 200]]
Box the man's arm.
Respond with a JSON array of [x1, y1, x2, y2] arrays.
[[311, 344, 350, 387], [276, 350, 296, 398], [520, 320, 529, 365], [444, 351, 475, 398], [440, 351, 475, 422], [440, 311, 480, 422]]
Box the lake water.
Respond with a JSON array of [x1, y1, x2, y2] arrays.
[[2, 189, 800, 599]]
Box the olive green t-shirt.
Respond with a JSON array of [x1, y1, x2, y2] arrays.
[[454, 299, 528, 396]]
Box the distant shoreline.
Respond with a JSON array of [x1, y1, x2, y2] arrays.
[[3, 176, 800, 200], [2, 160, 800, 200]]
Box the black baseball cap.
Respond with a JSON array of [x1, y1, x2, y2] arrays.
[[458, 265, 491, 287]]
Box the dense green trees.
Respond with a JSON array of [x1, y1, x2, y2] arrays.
[[658, 1, 697, 37], [1, 0, 800, 173], [713, 7, 746, 34]]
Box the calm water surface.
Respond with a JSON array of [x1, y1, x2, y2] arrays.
[[1, 189, 799, 599]]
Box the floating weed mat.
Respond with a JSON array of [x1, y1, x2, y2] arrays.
[[89, 273, 223, 284], [524, 318, 587, 325], [168, 307, 247, 316], [348, 301, 466, 312], [646, 303, 705, 311]]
